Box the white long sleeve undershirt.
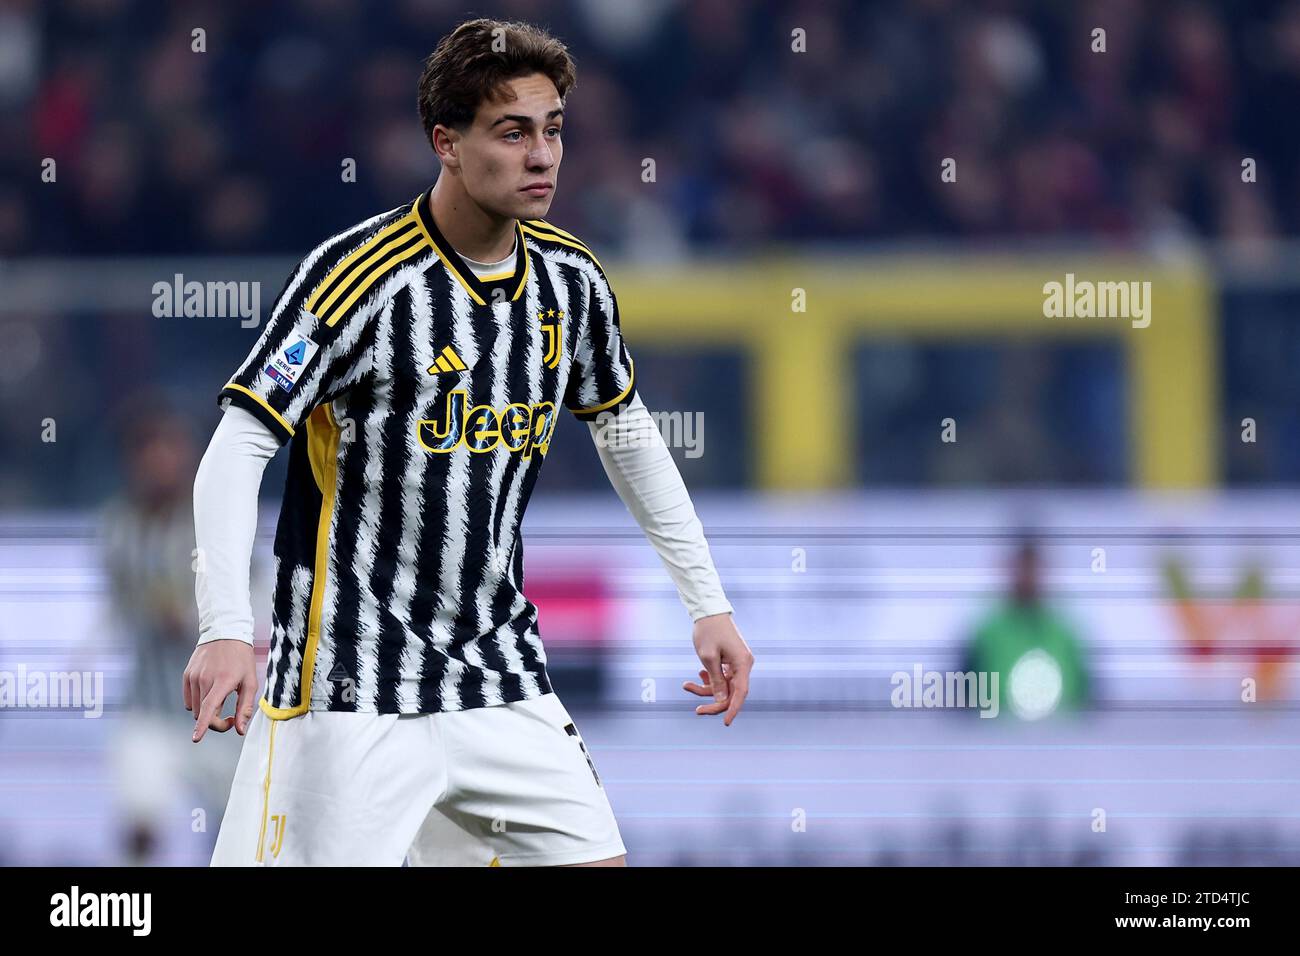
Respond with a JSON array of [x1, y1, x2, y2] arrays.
[[192, 394, 733, 647], [193, 403, 280, 646], [586, 394, 732, 621]]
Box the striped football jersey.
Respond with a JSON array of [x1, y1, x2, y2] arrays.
[[218, 186, 635, 715]]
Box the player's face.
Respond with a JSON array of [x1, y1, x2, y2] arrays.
[[460, 73, 563, 220]]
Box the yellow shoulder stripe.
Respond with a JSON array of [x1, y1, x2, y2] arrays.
[[305, 211, 435, 327], [526, 219, 587, 247], [520, 224, 603, 272], [305, 214, 419, 315], [321, 237, 430, 326]]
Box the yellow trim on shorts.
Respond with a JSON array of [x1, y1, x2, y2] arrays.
[[255, 719, 279, 863]]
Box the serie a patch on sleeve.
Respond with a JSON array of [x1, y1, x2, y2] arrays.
[[265, 336, 320, 393]]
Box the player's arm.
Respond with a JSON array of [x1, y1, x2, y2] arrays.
[[565, 262, 752, 725], [185, 228, 378, 739], [185, 404, 278, 741], [586, 395, 753, 725]]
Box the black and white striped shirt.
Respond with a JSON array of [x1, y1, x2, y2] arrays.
[[218, 187, 635, 715]]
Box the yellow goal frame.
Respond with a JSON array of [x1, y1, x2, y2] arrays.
[[612, 255, 1216, 490]]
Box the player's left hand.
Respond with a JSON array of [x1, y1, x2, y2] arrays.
[[684, 613, 753, 726]]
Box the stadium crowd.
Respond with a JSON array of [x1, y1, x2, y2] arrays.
[[2, 0, 1298, 257]]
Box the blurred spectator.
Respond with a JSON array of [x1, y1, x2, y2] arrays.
[[3, 0, 1296, 256]]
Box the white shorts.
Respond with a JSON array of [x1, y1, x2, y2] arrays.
[[210, 692, 626, 866]]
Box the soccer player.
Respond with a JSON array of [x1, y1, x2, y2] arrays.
[[101, 408, 242, 864], [185, 17, 752, 866]]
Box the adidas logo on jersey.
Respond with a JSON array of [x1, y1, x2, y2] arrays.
[[428, 345, 468, 375], [416, 389, 557, 459]]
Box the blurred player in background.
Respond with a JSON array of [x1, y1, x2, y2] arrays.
[[963, 532, 1092, 721], [100, 402, 241, 863]]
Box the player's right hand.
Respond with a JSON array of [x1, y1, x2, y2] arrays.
[[183, 639, 258, 742]]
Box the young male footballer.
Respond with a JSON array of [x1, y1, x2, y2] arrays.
[[185, 18, 752, 866]]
